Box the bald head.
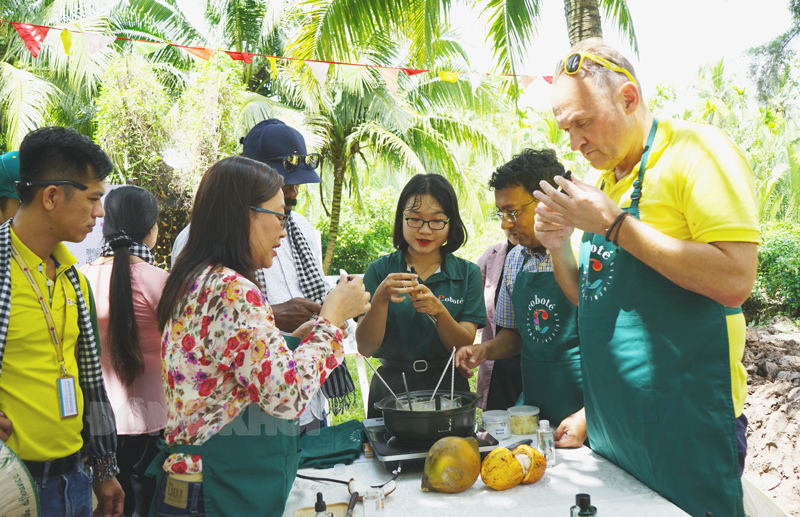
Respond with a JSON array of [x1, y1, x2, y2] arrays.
[[551, 41, 652, 178], [554, 37, 641, 98]]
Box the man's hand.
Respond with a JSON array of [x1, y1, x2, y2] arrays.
[[0, 411, 12, 441], [454, 344, 488, 378], [554, 407, 587, 448], [271, 298, 323, 333], [92, 476, 124, 517], [534, 176, 622, 236]]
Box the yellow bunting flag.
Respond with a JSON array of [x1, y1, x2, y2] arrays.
[[268, 56, 278, 75], [60, 29, 72, 55], [377, 67, 399, 96], [339, 64, 362, 82], [438, 71, 460, 83], [134, 40, 167, 56]]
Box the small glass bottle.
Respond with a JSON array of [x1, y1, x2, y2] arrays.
[[537, 419, 556, 467], [570, 493, 597, 516], [314, 492, 331, 517], [363, 487, 384, 517]]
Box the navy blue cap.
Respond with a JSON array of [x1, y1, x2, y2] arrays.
[[240, 119, 321, 185], [0, 152, 20, 199]]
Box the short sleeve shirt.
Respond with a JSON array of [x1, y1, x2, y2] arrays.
[[494, 246, 553, 330], [362, 250, 486, 362], [595, 117, 759, 416]]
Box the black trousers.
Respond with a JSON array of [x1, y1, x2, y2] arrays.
[[117, 430, 163, 517], [366, 365, 470, 420], [485, 354, 524, 411]]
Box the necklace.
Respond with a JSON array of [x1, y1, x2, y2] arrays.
[[408, 252, 441, 278]]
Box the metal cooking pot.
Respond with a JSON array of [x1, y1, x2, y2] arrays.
[[374, 390, 478, 444]]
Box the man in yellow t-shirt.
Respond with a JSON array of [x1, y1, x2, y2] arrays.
[[534, 39, 757, 517], [0, 127, 124, 516]]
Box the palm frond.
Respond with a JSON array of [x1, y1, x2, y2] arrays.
[[0, 62, 59, 149], [482, 0, 540, 76], [597, 0, 639, 56]]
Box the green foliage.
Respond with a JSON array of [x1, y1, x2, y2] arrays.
[[316, 188, 397, 274], [168, 59, 244, 196], [95, 56, 170, 186], [746, 223, 800, 323]]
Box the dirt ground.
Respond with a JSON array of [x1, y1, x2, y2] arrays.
[[743, 316, 800, 516]]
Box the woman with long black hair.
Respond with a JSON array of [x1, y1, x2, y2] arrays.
[[82, 185, 168, 516]]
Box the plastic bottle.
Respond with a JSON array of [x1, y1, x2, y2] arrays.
[[314, 492, 331, 517], [570, 493, 597, 516], [363, 487, 384, 517], [537, 419, 556, 467]]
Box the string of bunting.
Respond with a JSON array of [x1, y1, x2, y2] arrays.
[[2, 19, 554, 95]]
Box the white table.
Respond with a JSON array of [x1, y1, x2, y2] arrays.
[[283, 443, 690, 516]]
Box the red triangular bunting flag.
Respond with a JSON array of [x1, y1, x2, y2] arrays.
[[542, 76, 554, 84], [225, 51, 253, 64], [184, 46, 213, 61], [12, 23, 51, 58], [403, 68, 426, 76]]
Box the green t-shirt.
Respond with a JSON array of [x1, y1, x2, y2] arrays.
[[362, 250, 486, 362]]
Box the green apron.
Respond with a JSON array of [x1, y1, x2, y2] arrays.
[[577, 119, 744, 516], [146, 336, 303, 517], [511, 262, 583, 428]]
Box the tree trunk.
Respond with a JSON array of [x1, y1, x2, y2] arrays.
[[564, 0, 603, 46], [322, 162, 346, 275]]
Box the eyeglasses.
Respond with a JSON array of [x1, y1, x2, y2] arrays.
[[251, 206, 288, 228], [403, 214, 449, 230], [265, 153, 321, 172], [15, 180, 88, 193], [494, 198, 537, 223], [556, 52, 639, 89]]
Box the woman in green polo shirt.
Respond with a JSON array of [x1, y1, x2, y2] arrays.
[[357, 174, 486, 419]]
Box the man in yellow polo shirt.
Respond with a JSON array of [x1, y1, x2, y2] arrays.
[[0, 127, 124, 517], [533, 39, 758, 517]]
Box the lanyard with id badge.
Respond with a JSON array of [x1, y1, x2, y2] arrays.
[[9, 244, 79, 419]]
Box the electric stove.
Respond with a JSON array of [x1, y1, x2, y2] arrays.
[[362, 417, 501, 472]]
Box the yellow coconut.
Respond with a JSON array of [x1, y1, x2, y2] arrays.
[[512, 444, 547, 484], [421, 436, 481, 493], [480, 447, 524, 491]]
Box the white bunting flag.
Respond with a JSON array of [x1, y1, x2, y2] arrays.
[[84, 34, 117, 55], [306, 61, 330, 86]]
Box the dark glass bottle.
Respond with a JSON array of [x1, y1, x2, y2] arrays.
[[570, 493, 597, 516]]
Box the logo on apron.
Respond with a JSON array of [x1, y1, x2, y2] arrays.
[[583, 242, 618, 302], [524, 295, 561, 343]]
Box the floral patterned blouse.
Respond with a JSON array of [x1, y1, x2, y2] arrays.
[[161, 266, 343, 474]]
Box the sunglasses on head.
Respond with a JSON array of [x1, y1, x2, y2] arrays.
[[266, 153, 321, 173], [556, 52, 639, 89]]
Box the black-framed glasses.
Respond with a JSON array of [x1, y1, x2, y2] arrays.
[[15, 180, 89, 194], [556, 52, 639, 89], [265, 153, 321, 172], [251, 206, 288, 228], [403, 214, 449, 230], [494, 198, 537, 223]]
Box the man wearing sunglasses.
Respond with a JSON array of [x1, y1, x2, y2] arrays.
[[0, 127, 125, 516], [534, 38, 758, 517], [172, 119, 341, 429]]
